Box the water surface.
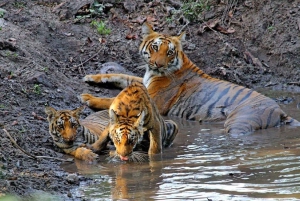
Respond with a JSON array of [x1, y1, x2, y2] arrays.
[[63, 91, 300, 201]]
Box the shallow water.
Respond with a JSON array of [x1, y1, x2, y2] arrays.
[[63, 90, 300, 201]]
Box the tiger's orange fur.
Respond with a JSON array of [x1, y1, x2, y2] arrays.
[[90, 81, 178, 161], [81, 23, 299, 134], [45, 106, 110, 162]]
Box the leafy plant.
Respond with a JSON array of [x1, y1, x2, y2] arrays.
[[13, 1, 26, 9], [33, 84, 41, 94], [18, 125, 27, 133], [182, 0, 210, 22], [267, 26, 275, 31], [0, 11, 4, 18], [90, 20, 111, 35]]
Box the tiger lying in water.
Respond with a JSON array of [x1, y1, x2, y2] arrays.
[[44, 106, 109, 162], [89, 81, 178, 161], [80, 22, 300, 134]]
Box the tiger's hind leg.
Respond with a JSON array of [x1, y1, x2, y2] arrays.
[[80, 94, 114, 110], [224, 97, 285, 134], [163, 120, 178, 147]]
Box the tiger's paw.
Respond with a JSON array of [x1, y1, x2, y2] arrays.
[[80, 148, 98, 162], [83, 75, 95, 82], [80, 93, 94, 106]]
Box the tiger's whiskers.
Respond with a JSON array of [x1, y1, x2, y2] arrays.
[[107, 150, 149, 163]]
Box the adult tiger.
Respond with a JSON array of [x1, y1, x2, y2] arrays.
[[80, 22, 300, 134], [89, 81, 178, 161], [44, 106, 109, 162]]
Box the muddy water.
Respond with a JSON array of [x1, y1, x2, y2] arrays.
[[63, 91, 300, 201]]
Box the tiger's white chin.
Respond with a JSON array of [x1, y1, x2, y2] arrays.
[[120, 155, 129, 161]]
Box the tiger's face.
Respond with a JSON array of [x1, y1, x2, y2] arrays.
[[45, 106, 84, 147], [109, 109, 145, 161], [139, 23, 186, 75]]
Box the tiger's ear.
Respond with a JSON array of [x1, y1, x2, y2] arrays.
[[45, 106, 57, 120], [134, 110, 145, 128], [110, 109, 119, 124], [178, 32, 186, 42], [72, 105, 85, 118], [142, 22, 155, 36]]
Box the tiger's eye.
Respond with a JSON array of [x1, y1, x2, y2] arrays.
[[167, 50, 174, 56], [57, 124, 64, 129], [152, 44, 158, 51]]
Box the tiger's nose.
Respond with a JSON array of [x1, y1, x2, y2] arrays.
[[63, 136, 76, 142], [155, 62, 164, 68]]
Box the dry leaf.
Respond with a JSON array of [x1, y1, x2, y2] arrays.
[[228, 10, 234, 18], [146, 16, 157, 22]]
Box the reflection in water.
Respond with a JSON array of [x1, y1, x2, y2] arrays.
[[62, 98, 300, 201]]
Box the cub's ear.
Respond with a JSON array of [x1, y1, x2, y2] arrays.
[[134, 110, 145, 128], [72, 105, 85, 118], [142, 22, 155, 36], [44, 106, 56, 120], [110, 109, 119, 124]]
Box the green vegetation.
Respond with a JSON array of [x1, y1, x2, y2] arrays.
[[75, 1, 105, 21], [0, 11, 4, 18], [267, 26, 275, 31], [33, 84, 41, 94], [90, 20, 111, 35], [182, 0, 210, 22], [18, 125, 27, 133], [13, 1, 26, 9]]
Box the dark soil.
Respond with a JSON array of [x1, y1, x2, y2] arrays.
[[1, 0, 300, 199]]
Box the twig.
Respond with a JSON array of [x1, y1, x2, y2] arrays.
[[178, 20, 190, 35], [71, 49, 102, 71], [2, 129, 73, 162]]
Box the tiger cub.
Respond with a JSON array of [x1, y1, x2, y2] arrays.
[[80, 22, 300, 134], [44, 106, 109, 162], [90, 81, 178, 161]]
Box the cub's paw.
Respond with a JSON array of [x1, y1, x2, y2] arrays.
[[81, 148, 98, 162]]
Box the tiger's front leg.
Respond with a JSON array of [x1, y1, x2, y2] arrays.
[[83, 74, 143, 88], [68, 147, 98, 162], [147, 128, 162, 155], [90, 127, 110, 153], [80, 94, 114, 110], [81, 74, 143, 110]]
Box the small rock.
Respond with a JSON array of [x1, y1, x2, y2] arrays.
[[25, 72, 53, 88], [66, 173, 79, 184], [123, 0, 137, 13]]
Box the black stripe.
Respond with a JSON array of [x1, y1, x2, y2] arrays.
[[266, 107, 276, 129], [238, 89, 254, 104], [206, 86, 231, 118], [228, 88, 245, 105]]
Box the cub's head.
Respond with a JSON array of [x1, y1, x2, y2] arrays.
[[45, 106, 84, 148], [139, 22, 186, 75], [109, 109, 145, 161]]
